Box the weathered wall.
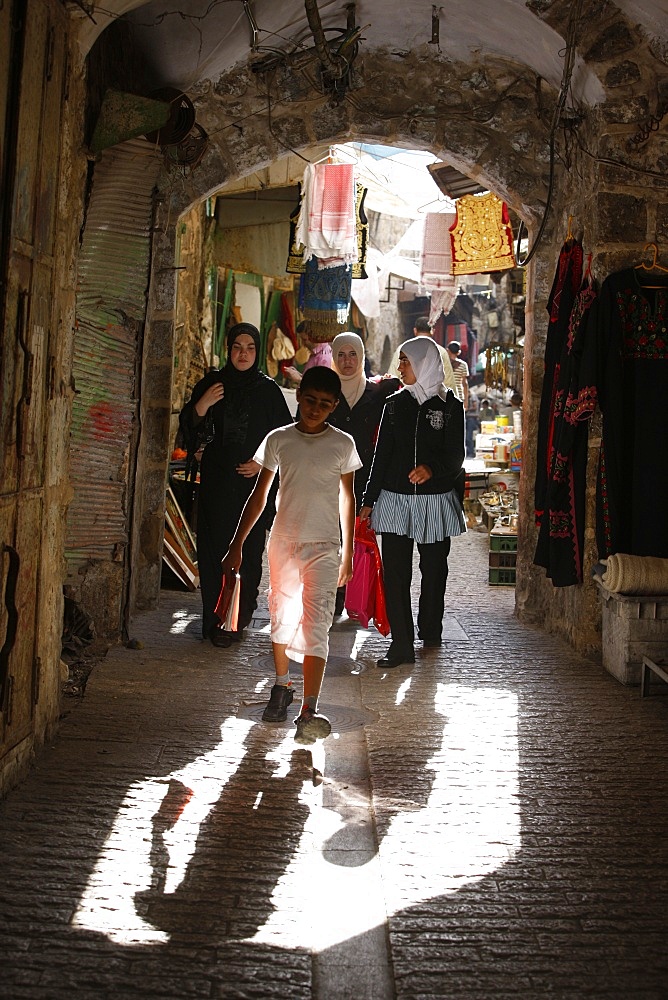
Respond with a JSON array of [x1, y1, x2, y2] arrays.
[[130, 200, 177, 613], [0, 0, 88, 795], [516, 8, 668, 655], [171, 206, 207, 447]]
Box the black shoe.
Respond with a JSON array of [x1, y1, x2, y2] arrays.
[[421, 637, 442, 647], [262, 684, 294, 722], [229, 628, 245, 643], [210, 626, 232, 648], [377, 650, 415, 668]]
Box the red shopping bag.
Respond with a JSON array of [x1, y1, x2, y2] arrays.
[[345, 540, 376, 627], [345, 517, 391, 636], [214, 572, 241, 631]]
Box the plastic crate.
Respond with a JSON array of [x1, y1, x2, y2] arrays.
[[489, 567, 516, 586], [489, 531, 518, 552], [489, 550, 517, 568]]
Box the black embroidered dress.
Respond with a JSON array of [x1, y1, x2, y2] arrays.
[[534, 239, 583, 535], [578, 267, 668, 558], [534, 275, 597, 585]]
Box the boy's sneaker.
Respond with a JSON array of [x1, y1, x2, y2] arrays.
[[262, 684, 294, 722], [294, 708, 332, 745]]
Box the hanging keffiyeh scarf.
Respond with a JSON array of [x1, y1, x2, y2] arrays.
[[332, 332, 367, 409], [399, 337, 448, 405], [295, 162, 357, 266]]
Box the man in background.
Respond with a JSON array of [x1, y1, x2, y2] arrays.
[[387, 317, 456, 393], [446, 340, 469, 408]]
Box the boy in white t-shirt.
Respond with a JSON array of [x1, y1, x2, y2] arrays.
[[221, 366, 361, 745]]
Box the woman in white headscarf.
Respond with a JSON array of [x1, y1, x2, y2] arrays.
[[327, 331, 400, 614], [360, 337, 466, 668]]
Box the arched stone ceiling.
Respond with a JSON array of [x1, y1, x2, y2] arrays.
[[74, 0, 666, 104]]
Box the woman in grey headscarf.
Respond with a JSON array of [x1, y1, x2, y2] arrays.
[[360, 337, 466, 668]]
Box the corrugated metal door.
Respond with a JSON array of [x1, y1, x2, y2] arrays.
[[65, 139, 160, 635], [0, 0, 66, 756]]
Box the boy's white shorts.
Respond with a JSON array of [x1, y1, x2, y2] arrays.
[[267, 535, 339, 663]]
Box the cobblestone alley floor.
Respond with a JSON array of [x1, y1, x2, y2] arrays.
[[0, 528, 667, 999]]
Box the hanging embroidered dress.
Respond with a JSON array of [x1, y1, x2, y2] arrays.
[[534, 271, 597, 584], [577, 267, 668, 558], [534, 239, 583, 539]]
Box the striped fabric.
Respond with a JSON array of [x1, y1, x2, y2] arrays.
[[370, 489, 466, 543]]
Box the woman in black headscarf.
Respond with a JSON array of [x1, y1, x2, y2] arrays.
[[179, 323, 292, 647]]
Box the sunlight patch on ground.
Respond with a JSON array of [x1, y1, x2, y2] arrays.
[[72, 680, 519, 951], [251, 683, 520, 950], [395, 677, 412, 704], [169, 608, 201, 635], [72, 717, 253, 945], [380, 683, 520, 914]]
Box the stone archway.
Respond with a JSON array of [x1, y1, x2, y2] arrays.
[[138, 79, 562, 642], [114, 10, 668, 659]]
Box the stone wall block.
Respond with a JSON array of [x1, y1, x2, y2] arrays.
[[597, 192, 647, 242], [145, 320, 175, 366], [223, 127, 274, 176], [480, 149, 543, 205], [213, 67, 253, 99], [649, 35, 668, 66], [601, 97, 650, 124], [592, 249, 642, 276], [141, 406, 172, 463], [143, 359, 172, 404], [433, 123, 488, 167], [585, 22, 637, 63], [142, 466, 168, 515], [270, 114, 311, 152], [311, 103, 351, 142], [139, 503, 165, 561], [605, 61, 641, 87], [656, 203, 668, 243], [152, 262, 179, 317]]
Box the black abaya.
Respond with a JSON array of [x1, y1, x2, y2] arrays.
[[180, 370, 292, 639]]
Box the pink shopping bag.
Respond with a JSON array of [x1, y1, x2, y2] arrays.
[[344, 540, 376, 628]]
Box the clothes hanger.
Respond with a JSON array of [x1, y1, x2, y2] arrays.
[[635, 242, 668, 288], [416, 195, 455, 213], [310, 145, 358, 166], [636, 242, 668, 273]]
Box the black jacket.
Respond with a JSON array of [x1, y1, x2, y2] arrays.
[[362, 387, 465, 506]]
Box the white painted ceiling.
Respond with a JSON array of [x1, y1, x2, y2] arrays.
[[75, 0, 667, 105]]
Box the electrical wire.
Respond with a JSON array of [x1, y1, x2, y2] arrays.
[[514, 0, 584, 267], [265, 79, 310, 163]]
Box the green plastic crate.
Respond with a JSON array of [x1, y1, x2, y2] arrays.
[[489, 567, 516, 586], [489, 550, 517, 568], [489, 532, 518, 552]]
